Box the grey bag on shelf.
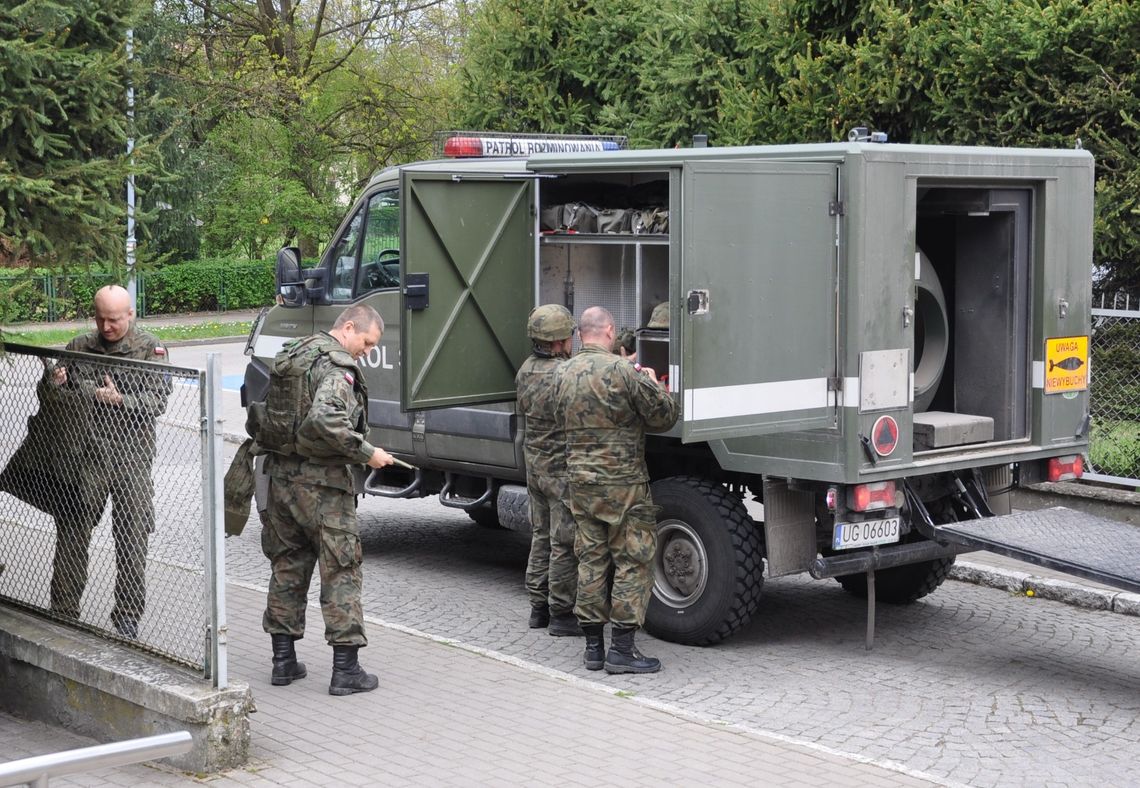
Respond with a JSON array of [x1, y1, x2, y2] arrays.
[[635, 207, 669, 234], [562, 202, 598, 233]]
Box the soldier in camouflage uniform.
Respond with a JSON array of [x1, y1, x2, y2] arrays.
[[49, 285, 172, 640], [555, 306, 678, 674], [257, 303, 395, 696], [516, 304, 581, 636]]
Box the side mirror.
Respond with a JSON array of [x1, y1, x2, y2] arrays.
[[275, 247, 304, 306], [301, 267, 329, 303]]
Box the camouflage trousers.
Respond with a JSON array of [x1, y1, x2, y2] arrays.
[[50, 469, 155, 630], [568, 481, 659, 628], [261, 477, 367, 646], [524, 473, 578, 614]]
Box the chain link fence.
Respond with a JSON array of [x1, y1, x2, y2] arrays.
[[1089, 293, 1140, 487], [0, 344, 226, 677]]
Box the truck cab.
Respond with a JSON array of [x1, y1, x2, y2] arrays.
[[245, 132, 1136, 647]]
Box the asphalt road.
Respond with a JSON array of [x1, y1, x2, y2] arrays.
[[189, 339, 1140, 786]]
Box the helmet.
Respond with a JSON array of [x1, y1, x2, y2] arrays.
[[646, 302, 669, 329], [527, 304, 575, 342]]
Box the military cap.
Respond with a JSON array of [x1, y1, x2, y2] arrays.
[[646, 302, 669, 329], [527, 304, 575, 341]]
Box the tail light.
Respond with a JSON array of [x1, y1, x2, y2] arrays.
[[849, 481, 899, 512], [1047, 455, 1083, 482]]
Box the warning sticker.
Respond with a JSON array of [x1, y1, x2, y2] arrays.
[[1044, 336, 1089, 394]]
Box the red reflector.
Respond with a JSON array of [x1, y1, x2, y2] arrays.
[[850, 481, 897, 512], [443, 136, 484, 157], [871, 415, 899, 457], [1047, 455, 1083, 482]]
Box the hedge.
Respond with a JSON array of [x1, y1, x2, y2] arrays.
[[0, 257, 275, 323]]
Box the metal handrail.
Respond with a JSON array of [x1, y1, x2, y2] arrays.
[[0, 731, 192, 787]]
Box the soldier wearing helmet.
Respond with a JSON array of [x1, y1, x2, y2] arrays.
[[515, 304, 582, 636]]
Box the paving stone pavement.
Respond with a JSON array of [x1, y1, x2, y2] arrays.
[[1, 579, 942, 787], [5, 494, 1138, 787]]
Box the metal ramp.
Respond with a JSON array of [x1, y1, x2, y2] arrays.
[[932, 506, 1140, 595]]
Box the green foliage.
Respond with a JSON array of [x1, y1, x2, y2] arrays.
[[142, 258, 274, 314], [0, 0, 161, 271], [455, 0, 1140, 284], [148, 1, 462, 261], [0, 258, 273, 324], [1092, 318, 1140, 422], [1088, 418, 1140, 481]]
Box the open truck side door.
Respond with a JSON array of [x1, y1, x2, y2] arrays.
[[400, 169, 536, 410], [680, 160, 840, 441]]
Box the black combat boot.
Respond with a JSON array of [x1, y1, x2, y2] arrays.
[[528, 603, 550, 629], [582, 624, 605, 671], [547, 611, 584, 637], [329, 645, 379, 696], [270, 634, 307, 686], [604, 627, 661, 674]]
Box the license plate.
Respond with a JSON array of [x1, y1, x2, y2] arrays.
[[832, 517, 901, 550]]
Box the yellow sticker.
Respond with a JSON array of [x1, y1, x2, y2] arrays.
[[1044, 336, 1089, 394]]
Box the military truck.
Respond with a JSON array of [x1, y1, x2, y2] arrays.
[[244, 130, 1140, 647]]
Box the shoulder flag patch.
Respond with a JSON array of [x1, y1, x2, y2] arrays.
[[344, 371, 355, 385], [154, 346, 166, 356]]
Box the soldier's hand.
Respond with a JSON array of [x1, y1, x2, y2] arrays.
[[94, 374, 124, 406], [52, 365, 68, 386], [367, 447, 396, 469]]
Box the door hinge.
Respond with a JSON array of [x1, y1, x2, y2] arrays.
[[412, 412, 426, 442], [828, 200, 845, 217], [827, 377, 842, 392]]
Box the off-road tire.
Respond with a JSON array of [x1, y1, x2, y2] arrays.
[[645, 476, 764, 646], [467, 505, 503, 529]]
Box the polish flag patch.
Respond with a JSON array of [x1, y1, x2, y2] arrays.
[[344, 372, 355, 385], [154, 346, 166, 356]]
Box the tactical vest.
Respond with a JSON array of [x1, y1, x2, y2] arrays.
[[255, 333, 354, 457]]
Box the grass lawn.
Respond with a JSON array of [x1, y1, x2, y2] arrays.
[[0, 320, 254, 347]]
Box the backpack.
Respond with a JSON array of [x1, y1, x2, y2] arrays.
[[253, 335, 336, 456]]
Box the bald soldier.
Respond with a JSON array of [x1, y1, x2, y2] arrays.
[[50, 285, 172, 639], [556, 305, 678, 674]]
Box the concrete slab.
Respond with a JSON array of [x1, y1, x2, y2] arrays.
[[0, 604, 253, 773]]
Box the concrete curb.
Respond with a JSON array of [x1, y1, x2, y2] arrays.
[[0, 606, 254, 772], [949, 559, 1140, 617]]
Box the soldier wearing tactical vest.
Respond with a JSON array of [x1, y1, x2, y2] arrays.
[[256, 304, 395, 696], [49, 285, 171, 640], [516, 304, 581, 636], [555, 305, 678, 674]]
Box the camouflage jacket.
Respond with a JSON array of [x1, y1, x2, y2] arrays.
[[515, 353, 567, 479], [62, 326, 172, 460], [555, 343, 679, 485], [264, 332, 376, 492]]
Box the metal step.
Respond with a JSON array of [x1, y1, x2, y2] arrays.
[[933, 506, 1140, 595]]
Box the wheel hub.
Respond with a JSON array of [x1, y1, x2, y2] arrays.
[[654, 519, 708, 607]]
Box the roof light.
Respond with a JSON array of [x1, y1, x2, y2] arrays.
[[439, 132, 626, 158]]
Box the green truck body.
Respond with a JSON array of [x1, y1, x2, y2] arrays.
[[245, 137, 1104, 645]]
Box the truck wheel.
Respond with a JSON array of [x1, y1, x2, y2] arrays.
[[645, 476, 764, 646], [467, 505, 503, 529], [834, 502, 957, 603]]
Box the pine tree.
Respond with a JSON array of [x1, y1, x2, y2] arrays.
[[0, 0, 146, 270]]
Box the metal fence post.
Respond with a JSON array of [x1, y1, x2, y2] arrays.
[[201, 354, 228, 688]]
